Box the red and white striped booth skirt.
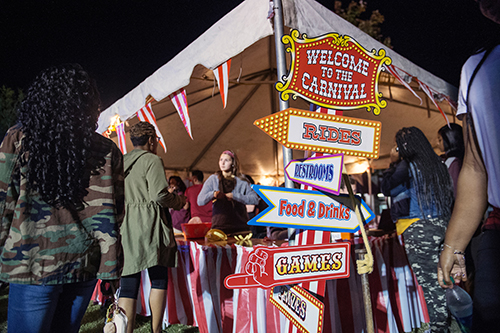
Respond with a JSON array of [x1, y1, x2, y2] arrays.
[[93, 234, 429, 333]]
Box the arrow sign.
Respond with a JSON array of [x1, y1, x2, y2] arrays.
[[285, 154, 343, 195], [254, 108, 381, 159], [270, 285, 324, 333], [224, 242, 350, 289], [248, 185, 374, 233]]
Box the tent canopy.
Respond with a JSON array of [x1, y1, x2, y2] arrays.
[[98, 0, 459, 184]]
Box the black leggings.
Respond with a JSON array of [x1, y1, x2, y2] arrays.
[[120, 265, 168, 299]]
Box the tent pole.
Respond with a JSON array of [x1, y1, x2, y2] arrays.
[[273, 0, 295, 244], [273, 0, 292, 189]]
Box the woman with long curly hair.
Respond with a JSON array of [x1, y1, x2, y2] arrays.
[[197, 150, 259, 235], [381, 126, 454, 332], [0, 64, 124, 333]]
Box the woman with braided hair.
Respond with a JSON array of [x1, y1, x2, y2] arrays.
[[0, 64, 124, 333], [381, 126, 454, 332]]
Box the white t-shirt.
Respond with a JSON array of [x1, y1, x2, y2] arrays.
[[456, 45, 500, 208]]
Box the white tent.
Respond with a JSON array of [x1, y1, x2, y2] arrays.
[[97, 0, 459, 184]]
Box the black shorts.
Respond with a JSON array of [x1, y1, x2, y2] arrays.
[[119, 265, 168, 299]]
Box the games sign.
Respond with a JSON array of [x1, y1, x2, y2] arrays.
[[275, 30, 391, 115], [224, 242, 350, 289]]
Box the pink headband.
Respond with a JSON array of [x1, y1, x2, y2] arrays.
[[222, 150, 234, 158]]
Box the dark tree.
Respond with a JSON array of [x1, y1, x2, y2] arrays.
[[334, 0, 392, 48], [0, 86, 23, 138]]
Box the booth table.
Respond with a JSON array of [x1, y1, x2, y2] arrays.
[[93, 234, 429, 333]]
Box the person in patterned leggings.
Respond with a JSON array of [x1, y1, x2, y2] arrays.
[[382, 126, 454, 332]]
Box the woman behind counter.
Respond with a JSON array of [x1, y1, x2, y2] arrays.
[[197, 150, 259, 235], [0, 64, 124, 333], [118, 122, 185, 333], [381, 126, 454, 333]]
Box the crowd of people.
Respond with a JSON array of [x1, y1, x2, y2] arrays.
[[0, 64, 261, 333], [0, 1, 499, 332]]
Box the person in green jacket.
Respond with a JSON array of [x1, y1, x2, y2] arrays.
[[118, 122, 185, 333]]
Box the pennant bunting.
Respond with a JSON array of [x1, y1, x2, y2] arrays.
[[444, 95, 458, 111], [385, 65, 423, 105], [137, 103, 167, 152], [213, 59, 232, 108], [169, 89, 193, 139], [116, 122, 127, 155], [418, 81, 451, 126]]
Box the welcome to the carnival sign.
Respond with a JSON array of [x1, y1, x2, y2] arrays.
[[276, 30, 391, 115]]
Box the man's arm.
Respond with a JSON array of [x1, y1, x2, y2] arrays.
[[438, 117, 488, 287]]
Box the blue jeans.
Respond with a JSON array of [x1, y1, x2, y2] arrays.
[[472, 230, 500, 332], [7, 279, 97, 333]]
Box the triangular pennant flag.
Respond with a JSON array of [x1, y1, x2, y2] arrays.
[[417, 81, 451, 127], [169, 89, 193, 139], [213, 59, 232, 108], [116, 122, 127, 155], [385, 64, 423, 105], [137, 103, 167, 152]]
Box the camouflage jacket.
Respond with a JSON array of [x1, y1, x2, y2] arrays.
[[0, 126, 124, 284]]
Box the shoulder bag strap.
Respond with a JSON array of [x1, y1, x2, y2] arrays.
[[124, 151, 149, 178]]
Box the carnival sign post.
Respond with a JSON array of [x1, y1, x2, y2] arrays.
[[245, 26, 392, 333]]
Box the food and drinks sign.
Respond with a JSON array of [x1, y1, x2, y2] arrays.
[[248, 185, 374, 233], [275, 30, 391, 115]]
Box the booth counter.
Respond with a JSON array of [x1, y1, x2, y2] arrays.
[[93, 233, 429, 333]]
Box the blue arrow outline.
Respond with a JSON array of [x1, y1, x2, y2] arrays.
[[248, 185, 375, 233]]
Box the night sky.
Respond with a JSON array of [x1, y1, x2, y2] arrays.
[[1, 0, 498, 109]]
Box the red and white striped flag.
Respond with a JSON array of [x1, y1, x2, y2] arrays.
[[137, 103, 167, 152], [169, 89, 193, 139], [213, 59, 232, 108], [385, 64, 423, 105], [417, 81, 451, 127], [116, 122, 127, 155]]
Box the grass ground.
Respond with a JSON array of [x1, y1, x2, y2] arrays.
[[0, 284, 198, 333]]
